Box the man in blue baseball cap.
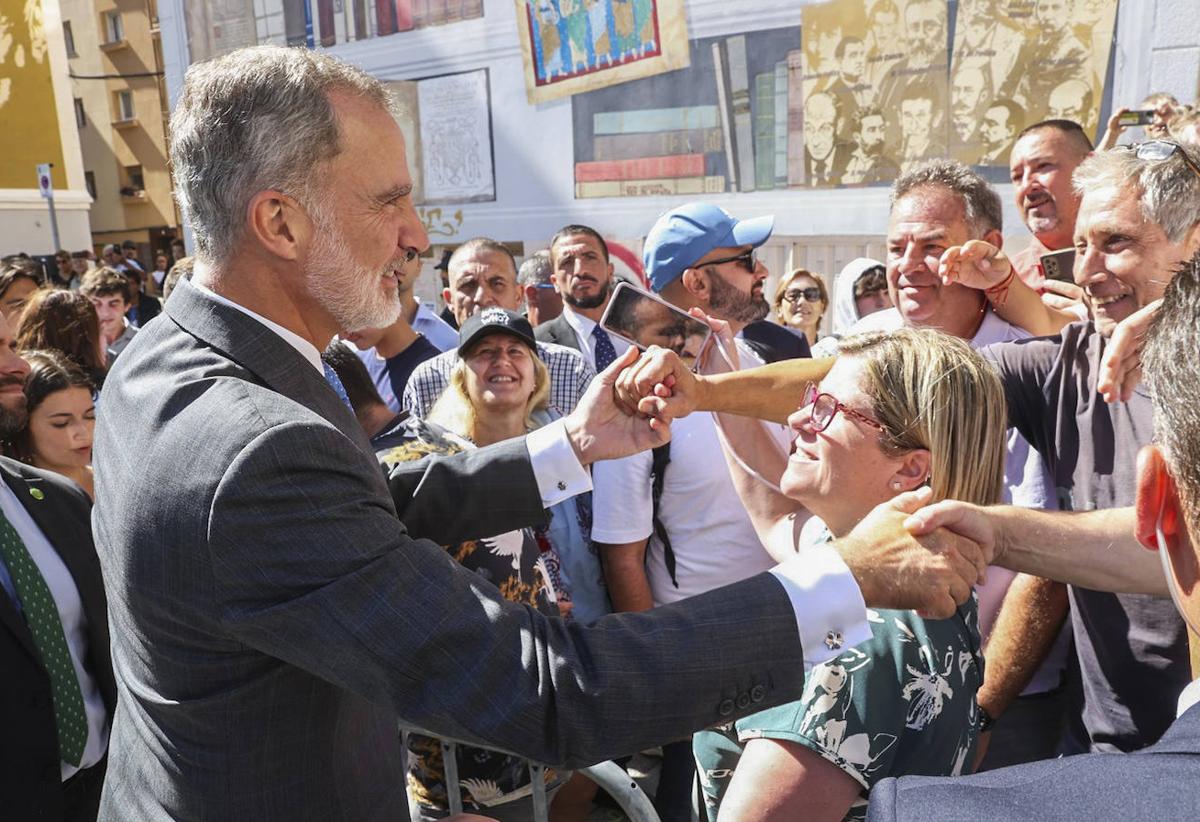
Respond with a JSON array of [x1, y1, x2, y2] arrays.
[[592, 203, 792, 821]]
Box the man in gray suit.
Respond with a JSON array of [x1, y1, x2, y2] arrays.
[[92, 45, 985, 820]]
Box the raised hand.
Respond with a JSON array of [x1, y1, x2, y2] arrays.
[[1098, 299, 1161, 403], [834, 488, 990, 619], [563, 346, 673, 465], [938, 240, 1013, 292]]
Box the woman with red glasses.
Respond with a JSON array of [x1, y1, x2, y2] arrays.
[[693, 326, 1008, 822]]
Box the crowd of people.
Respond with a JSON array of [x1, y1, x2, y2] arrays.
[[3, 42, 1200, 822]]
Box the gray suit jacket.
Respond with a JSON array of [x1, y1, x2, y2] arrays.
[[94, 279, 808, 820], [534, 311, 582, 352]]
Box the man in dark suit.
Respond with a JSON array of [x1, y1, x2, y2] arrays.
[[92, 46, 985, 821], [0, 310, 114, 822], [535, 224, 630, 374], [869, 250, 1200, 820]]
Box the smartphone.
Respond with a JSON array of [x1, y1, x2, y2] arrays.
[[1117, 109, 1155, 127], [600, 282, 713, 369], [1039, 248, 1076, 283]]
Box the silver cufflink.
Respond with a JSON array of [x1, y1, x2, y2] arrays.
[[824, 630, 843, 650], [556, 480, 567, 491]]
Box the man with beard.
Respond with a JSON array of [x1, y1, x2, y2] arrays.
[[950, 64, 990, 163], [341, 252, 450, 412], [534, 224, 630, 373], [0, 309, 115, 822], [592, 202, 789, 821], [403, 237, 593, 418], [1008, 119, 1093, 289], [841, 106, 898, 185]]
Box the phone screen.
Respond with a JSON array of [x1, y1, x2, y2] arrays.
[[1039, 248, 1076, 283], [599, 282, 713, 369], [1117, 109, 1155, 127]]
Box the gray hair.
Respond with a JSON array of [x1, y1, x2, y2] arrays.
[[170, 45, 392, 264], [1072, 144, 1200, 244], [518, 250, 553, 287], [891, 159, 1003, 236], [1144, 250, 1200, 531]]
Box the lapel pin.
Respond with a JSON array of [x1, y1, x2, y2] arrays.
[[29, 488, 44, 501]]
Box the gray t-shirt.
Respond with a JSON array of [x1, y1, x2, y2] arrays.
[[984, 321, 1190, 752]]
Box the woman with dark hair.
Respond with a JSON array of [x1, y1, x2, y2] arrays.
[[9, 349, 97, 498], [15, 289, 107, 389], [0, 260, 44, 322]]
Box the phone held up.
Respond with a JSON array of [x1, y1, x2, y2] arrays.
[[1117, 110, 1155, 127], [599, 282, 713, 370], [1039, 248, 1076, 283]]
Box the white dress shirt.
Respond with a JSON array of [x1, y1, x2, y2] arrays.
[[412, 302, 459, 353], [558, 305, 632, 372], [0, 481, 108, 780], [193, 284, 870, 668]]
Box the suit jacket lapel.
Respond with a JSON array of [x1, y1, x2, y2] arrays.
[[0, 462, 116, 708], [165, 278, 372, 454]]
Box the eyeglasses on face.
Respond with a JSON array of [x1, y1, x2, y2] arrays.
[[1122, 140, 1200, 182], [798, 382, 885, 434], [784, 287, 823, 304], [702, 249, 757, 273]]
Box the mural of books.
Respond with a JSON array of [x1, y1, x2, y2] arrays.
[[514, 0, 691, 105], [384, 69, 496, 205], [572, 26, 801, 199], [184, 0, 484, 62]]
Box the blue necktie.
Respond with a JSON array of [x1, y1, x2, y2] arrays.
[[592, 325, 618, 372], [323, 362, 353, 411]]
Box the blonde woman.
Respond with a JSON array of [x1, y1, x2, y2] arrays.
[[693, 327, 1008, 822], [389, 308, 605, 821], [773, 269, 829, 347]]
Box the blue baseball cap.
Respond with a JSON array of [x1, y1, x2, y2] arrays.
[[643, 203, 774, 293]]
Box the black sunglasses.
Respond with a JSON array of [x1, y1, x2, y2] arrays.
[[701, 249, 757, 272], [784, 288, 823, 304]]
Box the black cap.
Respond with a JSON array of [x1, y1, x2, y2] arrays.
[[457, 307, 537, 357]]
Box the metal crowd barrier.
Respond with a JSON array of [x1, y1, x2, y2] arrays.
[[399, 726, 661, 822]]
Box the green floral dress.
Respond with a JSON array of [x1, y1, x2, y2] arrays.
[[693, 534, 983, 822]]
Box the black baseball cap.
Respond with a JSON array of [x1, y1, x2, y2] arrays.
[[457, 307, 537, 357]]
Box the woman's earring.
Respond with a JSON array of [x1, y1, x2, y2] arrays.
[[891, 480, 902, 490]]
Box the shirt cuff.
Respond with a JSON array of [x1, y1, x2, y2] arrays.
[[527, 420, 592, 507], [769, 541, 871, 669]]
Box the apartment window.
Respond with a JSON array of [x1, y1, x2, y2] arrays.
[[84, 171, 96, 200], [74, 98, 86, 128], [63, 21, 77, 56], [104, 10, 124, 43], [115, 89, 134, 121], [126, 165, 145, 190]]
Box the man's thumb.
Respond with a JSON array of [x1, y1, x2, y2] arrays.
[[887, 485, 934, 515]]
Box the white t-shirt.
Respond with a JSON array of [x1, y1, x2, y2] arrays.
[[591, 343, 789, 606]]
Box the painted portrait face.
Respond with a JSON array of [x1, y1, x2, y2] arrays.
[[805, 93, 839, 161], [905, 1, 945, 65], [1034, 0, 1071, 30], [900, 97, 933, 143], [952, 68, 987, 126], [859, 114, 886, 154], [981, 105, 1013, 147], [841, 40, 866, 80], [1048, 80, 1090, 123]]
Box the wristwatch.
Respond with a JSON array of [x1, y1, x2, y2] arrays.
[[978, 705, 997, 733]]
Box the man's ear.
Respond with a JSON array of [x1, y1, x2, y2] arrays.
[[246, 190, 306, 261], [523, 284, 538, 306], [983, 228, 1004, 252], [680, 267, 709, 300], [1135, 445, 1181, 550], [890, 449, 932, 493]]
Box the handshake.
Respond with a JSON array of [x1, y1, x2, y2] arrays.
[[560, 320, 992, 621]]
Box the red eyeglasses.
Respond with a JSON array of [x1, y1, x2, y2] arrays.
[[798, 382, 886, 434]]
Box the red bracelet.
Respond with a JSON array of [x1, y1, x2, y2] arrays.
[[984, 266, 1016, 304]]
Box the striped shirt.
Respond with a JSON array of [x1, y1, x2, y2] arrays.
[[402, 341, 595, 419]]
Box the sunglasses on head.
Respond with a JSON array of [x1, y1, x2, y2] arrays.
[[1120, 140, 1200, 181]]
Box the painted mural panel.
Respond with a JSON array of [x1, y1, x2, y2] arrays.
[[950, 0, 1118, 167], [514, 0, 690, 105], [0, 0, 66, 190]]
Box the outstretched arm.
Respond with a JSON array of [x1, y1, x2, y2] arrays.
[[940, 240, 1075, 337]]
